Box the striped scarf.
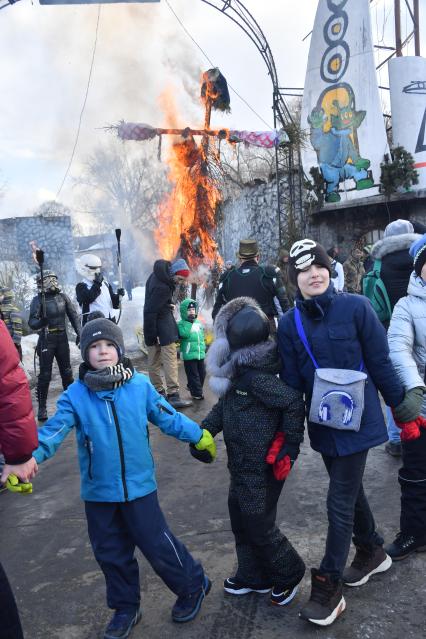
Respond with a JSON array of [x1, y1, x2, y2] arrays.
[[79, 358, 134, 392]]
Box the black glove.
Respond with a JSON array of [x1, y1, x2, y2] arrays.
[[75, 335, 80, 347], [189, 443, 214, 464], [276, 442, 300, 466], [94, 272, 103, 285], [117, 288, 125, 297]]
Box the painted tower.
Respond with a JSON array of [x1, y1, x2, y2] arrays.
[[301, 0, 389, 204]]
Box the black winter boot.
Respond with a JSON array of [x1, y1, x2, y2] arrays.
[[385, 532, 426, 561], [299, 569, 345, 626], [37, 383, 49, 421], [343, 544, 392, 586]]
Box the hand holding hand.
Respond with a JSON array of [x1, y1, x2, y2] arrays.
[[394, 415, 426, 441], [1, 458, 38, 485], [266, 432, 300, 480], [190, 429, 216, 463], [393, 387, 425, 423]]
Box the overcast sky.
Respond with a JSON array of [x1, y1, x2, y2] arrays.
[[0, 0, 422, 221]]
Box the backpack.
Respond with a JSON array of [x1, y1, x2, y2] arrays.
[[362, 259, 392, 323]]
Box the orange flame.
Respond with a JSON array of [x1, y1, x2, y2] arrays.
[[154, 88, 222, 270]]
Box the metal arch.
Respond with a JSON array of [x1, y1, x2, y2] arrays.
[[199, 0, 295, 130]]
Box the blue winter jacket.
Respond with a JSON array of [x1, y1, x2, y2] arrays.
[[33, 372, 203, 502], [277, 285, 404, 456]]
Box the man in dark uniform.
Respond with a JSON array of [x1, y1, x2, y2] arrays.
[[29, 271, 81, 421], [212, 239, 290, 332]]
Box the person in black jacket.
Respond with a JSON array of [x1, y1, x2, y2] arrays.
[[143, 258, 192, 409], [212, 239, 289, 332], [29, 271, 80, 421], [199, 297, 306, 606]]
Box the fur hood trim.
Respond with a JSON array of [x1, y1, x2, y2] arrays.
[[207, 296, 276, 398], [371, 233, 420, 260]]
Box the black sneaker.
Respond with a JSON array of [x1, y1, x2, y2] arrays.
[[224, 577, 271, 595], [385, 532, 426, 561], [104, 609, 141, 639], [385, 442, 401, 457], [271, 584, 299, 606], [299, 569, 345, 626], [172, 575, 211, 623], [343, 544, 392, 586], [167, 393, 193, 408]]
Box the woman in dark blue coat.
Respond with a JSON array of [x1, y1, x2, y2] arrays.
[[277, 239, 423, 627]]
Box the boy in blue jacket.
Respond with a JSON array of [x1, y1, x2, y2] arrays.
[[31, 317, 215, 639]]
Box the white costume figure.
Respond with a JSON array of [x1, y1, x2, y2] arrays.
[[75, 254, 124, 326]]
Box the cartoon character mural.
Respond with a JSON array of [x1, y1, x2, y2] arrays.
[[308, 83, 374, 203]]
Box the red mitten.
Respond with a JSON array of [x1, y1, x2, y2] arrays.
[[266, 432, 285, 465], [400, 421, 421, 441], [273, 455, 292, 481], [415, 416, 426, 430]]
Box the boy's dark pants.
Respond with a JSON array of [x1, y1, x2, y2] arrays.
[[400, 429, 426, 536], [85, 491, 204, 612], [0, 562, 24, 639], [228, 477, 305, 589], [183, 360, 205, 397], [320, 450, 383, 579]]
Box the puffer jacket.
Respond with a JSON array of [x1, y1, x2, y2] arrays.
[[0, 320, 38, 463], [278, 284, 404, 457], [177, 299, 206, 361], [371, 232, 420, 321], [33, 372, 202, 502], [388, 273, 426, 416], [143, 260, 179, 347], [203, 297, 305, 481]]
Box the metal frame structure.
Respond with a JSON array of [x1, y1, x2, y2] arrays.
[[200, 0, 305, 245]]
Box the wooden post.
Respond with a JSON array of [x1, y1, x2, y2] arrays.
[[395, 0, 402, 57]]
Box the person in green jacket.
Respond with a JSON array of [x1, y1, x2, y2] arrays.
[[178, 299, 206, 400]]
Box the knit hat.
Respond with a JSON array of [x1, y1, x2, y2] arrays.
[[170, 258, 190, 278], [80, 317, 125, 363], [410, 234, 426, 277], [384, 219, 414, 238], [288, 239, 332, 284]]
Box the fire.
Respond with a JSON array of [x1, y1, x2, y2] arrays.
[[154, 88, 222, 271]]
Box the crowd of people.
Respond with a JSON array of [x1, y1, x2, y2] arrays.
[[1, 221, 426, 638]]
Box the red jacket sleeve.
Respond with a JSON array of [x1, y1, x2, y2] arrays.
[[0, 320, 38, 463]]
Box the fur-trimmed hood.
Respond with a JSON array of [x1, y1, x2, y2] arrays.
[[371, 233, 420, 260], [206, 296, 279, 397]]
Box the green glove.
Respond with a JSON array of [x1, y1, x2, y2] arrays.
[[393, 387, 425, 423], [354, 157, 370, 171], [6, 474, 33, 494], [195, 430, 216, 461]]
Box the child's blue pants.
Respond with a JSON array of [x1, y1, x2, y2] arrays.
[[85, 490, 204, 613]]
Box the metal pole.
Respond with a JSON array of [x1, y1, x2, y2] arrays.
[[395, 0, 403, 56], [273, 92, 282, 248], [414, 0, 420, 56]]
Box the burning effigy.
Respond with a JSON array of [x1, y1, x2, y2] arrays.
[[111, 67, 289, 284]]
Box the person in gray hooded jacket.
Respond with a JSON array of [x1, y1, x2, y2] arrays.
[[386, 234, 426, 560]]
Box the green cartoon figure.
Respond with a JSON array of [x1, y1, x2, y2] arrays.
[[309, 83, 375, 203]]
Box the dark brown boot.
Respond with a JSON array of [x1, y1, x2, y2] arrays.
[[343, 544, 392, 586], [299, 569, 345, 626]]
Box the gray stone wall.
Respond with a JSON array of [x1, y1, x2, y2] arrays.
[[219, 179, 286, 264], [0, 215, 76, 283]]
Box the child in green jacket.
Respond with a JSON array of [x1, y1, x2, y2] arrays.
[[178, 299, 206, 400]]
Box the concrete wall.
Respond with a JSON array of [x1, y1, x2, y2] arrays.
[[0, 215, 76, 283]]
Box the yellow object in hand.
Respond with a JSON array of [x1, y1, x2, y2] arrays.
[[195, 430, 216, 461], [6, 474, 33, 494]]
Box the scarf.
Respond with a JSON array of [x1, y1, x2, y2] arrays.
[[79, 357, 134, 392]]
